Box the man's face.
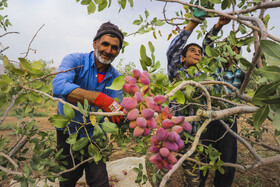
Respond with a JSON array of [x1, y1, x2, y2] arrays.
[[93, 34, 120, 65], [182, 45, 202, 68]]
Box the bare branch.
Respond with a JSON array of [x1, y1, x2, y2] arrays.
[[0, 32, 19, 38], [0, 95, 16, 126], [200, 80, 252, 102], [21, 24, 45, 59], [0, 152, 19, 169], [20, 86, 124, 117], [219, 120, 262, 161], [165, 80, 212, 111], [0, 46, 9, 53], [156, 0, 280, 42], [27, 65, 84, 84]]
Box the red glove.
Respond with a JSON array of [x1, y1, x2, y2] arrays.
[[93, 93, 123, 125]]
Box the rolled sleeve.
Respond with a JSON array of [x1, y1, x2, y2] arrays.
[[52, 54, 81, 99]]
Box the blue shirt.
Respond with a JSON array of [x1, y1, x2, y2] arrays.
[[52, 51, 123, 137]]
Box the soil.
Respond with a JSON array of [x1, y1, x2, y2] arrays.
[[1, 116, 280, 187]]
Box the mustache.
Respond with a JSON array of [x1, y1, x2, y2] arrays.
[[101, 52, 113, 59]]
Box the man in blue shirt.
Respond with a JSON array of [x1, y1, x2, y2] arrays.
[[52, 22, 124, 187]]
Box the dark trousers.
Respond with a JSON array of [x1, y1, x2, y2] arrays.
[[56, 130, 109, 187], [199, 120, 237, 187]]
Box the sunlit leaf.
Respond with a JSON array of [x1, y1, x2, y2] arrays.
[[259, 66, 280, 81], [81, 0, 91, 5], [28, 91, 42, 103], [106, 76, 124, 90], [48, 114, 70, 128], [260, 40, 280, 66], [154, 19, 165, 26], [63, 104, 75, 120], [30, 61, 42, 70], [19, 58, 30, 71], [87, 1, 96, 14], [101, 121, 119, 133]]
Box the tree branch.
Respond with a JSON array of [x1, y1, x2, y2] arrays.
[[219, 120, 262, 161], [21, 24, 45, 59], [160, 119, 211, 187], [0, 95, 16, 126]]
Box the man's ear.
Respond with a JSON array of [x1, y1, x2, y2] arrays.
[[93, 40, 97, 49]]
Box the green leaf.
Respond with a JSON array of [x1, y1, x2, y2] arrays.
[[238, 24, 246, 34], [48, 114, 70, 128], [78, 102, 85, 114], [253, 105, 269, 129], [262, 97, 280, 104], [30, 61, 42, 70], [148, 41, 155, 53], [28, 91, 42, 103], [260, 40, 280, 66], [32, 81, 43, 89], [145, 9, 149, 18], [93, 124, 104, 138], [272, 108, 280, 130], [205, 46, 213, 57], [88, 144, 102, 163], [154, 19, 165, 26], [72, 137, 88, 151], [127, 0, 133, 7], [101, 121, 119, 133], [106, 76, 124, 90], [170, 90, 185, 105], [239, 58, 252, 67], [63, 104, 75, 120], [118, 0, 126, 9], [15, 93, 27, 104], [87, 1, 96, 14], [185, 85, 195, 100], [41, 148, 53, 159], [3, 56, 15, 71], [0, 137, 9, 150], [66, 133, 78, 144], [97, 0, 107, 11], [84, 99, 89, 111], [259, 66, 280, 81], [228, 31, 237, 45], [140, 45, 147, 61], [29, 68, 44, 77], [133, 20, 141, 25], [221, 0, 231, 10], [14, 68, 25, 76], [19, 58, 30, 71], [81, 0, 91, 5], [24, 164, 32, 177]]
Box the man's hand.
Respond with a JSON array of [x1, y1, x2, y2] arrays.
[[93, 93, 123, 125], [215, 16, 231, 29]]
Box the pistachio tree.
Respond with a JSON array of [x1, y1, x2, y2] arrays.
[[1, 0, 280, 186]]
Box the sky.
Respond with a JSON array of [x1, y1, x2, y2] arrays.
[[1, 0, 279, 71]]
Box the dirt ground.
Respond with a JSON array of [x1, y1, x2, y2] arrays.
[[1, 116, 280, 187]]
